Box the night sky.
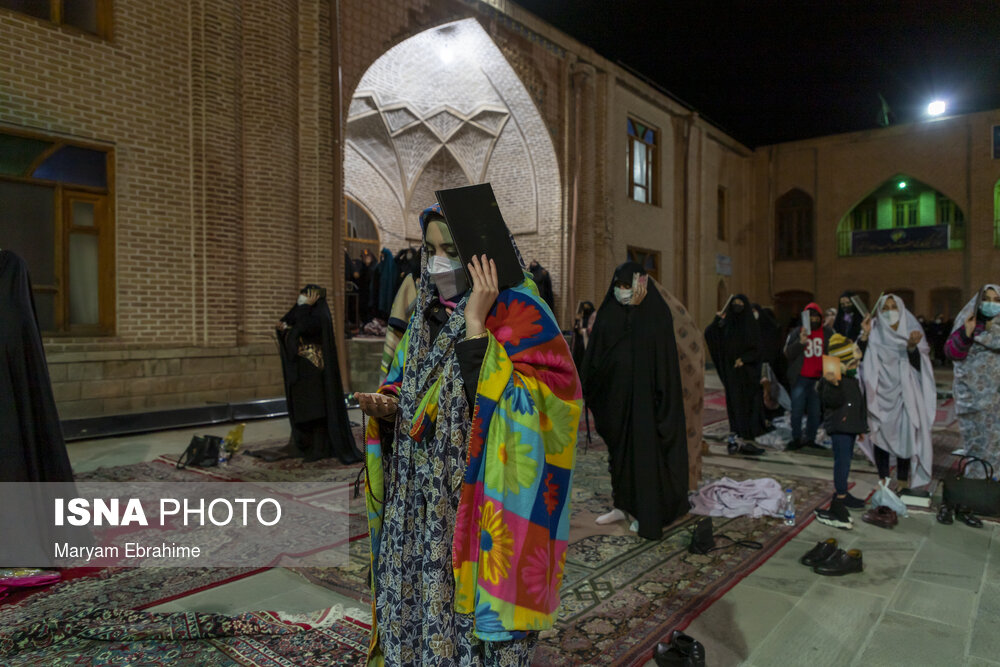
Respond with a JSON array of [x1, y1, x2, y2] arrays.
[[514, 0, 1000, 147]]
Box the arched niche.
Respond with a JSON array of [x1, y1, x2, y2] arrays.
[[344, 19, 562, 267], [836, 175, 965, 256]]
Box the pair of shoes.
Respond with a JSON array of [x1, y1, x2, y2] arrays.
[[653, 630, 706, 667], [955, 506, 983, 528], [840, 493, 866, 510], [785, 438, 807, 452], [727, 436, 764, 456], [815, 496, 853, 530], [936, 504, 954, 524], [735, 440, 766, 456], [813, 548, 864, 576], [862, 505, 898, 529], [799, 538, 838, 566], [798, 539, 864, 575]]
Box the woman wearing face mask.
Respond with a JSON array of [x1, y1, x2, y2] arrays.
[[944, 284, 1000, 478], [274, 285, 361, 464], [704, 295, 768, 455], [858, 294, 935, 497], [580, 263, 690, 539], [833, 291, 862, 340], [354, 205, 580, 666]]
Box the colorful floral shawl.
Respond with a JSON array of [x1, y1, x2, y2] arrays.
[[364, 228, 580, 652]]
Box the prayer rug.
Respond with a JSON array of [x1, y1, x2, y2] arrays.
[[2, 443, 369, 626], [530, 435, 832, 666], [1, 605, 370, 665]]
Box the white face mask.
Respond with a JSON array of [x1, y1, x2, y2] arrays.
[[428, 255, 468, 300], [614, 287, 633, 305], [297, 294, 309, 306], [883, 309, 900, 326]]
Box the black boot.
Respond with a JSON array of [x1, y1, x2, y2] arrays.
[[653, 630, 706, 667]]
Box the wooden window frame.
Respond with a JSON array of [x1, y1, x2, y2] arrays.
[[774, 190, 814, 262], [893, 197, 919, 228], [1, 0, 112, 39], [0, 128, 115, 336], [627, 118, 659, 205]]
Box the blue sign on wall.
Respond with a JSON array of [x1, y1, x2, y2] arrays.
[[994, 124, 1000, 159], [851, 225, 950, 255]]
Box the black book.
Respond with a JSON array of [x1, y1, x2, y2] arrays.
[[434, 183, 525, 291]]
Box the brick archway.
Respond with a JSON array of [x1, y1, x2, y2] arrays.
[[343, 18, 562, 279]]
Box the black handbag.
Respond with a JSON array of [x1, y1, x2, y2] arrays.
[[942, 456, 1000, 517], [176, 435, 222, 469], [688, 517, 763, 555]]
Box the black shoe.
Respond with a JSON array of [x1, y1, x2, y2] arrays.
[[813, 548, 863, 576], [653, 630, 706, 667], [736, 440, 766, 456], [955, 506, 983, 528], [815, 497, 853, 530], [936, 504, 954, 525], [841, 493, 866, 510], [785, 438, 807, 452], [800, 538, 838, 566]]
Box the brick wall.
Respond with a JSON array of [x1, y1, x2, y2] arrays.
[[2, 0, 755, 420]]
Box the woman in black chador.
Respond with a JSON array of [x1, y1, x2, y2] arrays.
[[581, 262, 688, 540], [276, 285, 361, 464], [704, 294, 767, 454], [0, 249, 74, 482]]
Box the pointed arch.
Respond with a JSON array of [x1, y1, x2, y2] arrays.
[[836, 174, 965, 256], [344, 18, 561, 260]]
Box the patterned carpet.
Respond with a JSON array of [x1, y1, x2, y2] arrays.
[[530, 437, 831, 666], [1, 605, 370, 666], [2, 403, 834, 665]]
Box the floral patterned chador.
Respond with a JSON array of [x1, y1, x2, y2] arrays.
[[363, 206, 581, 666]]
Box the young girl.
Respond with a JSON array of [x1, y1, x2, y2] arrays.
[[815, 334, 867, 529]]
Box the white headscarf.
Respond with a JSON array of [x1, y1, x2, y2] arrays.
[[859, 293, 936, 487], [949, 284, 1000, 416], [950, 284, 1000, 335]]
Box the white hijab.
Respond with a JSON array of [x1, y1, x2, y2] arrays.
[[859, 293, 936, 487], [950, 284, 1000, 416], [950, 284, 1000, 335]]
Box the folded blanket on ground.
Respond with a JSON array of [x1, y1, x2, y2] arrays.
[[689, 477, 785, 519]]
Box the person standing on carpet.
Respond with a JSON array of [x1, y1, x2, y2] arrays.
[[857, 294, 935, 494], [704, 295, 767, 455], [944, 284, 1000, 478], [356, 205, 580, 666], [783, 303, 832, 451], [815, 334, 868, 529], [581, 263, 689, 539], [528, 259, 556, 313], [275, 285, 361, 464], [0, 249, 73, 483], [833, 291, 863, 340]]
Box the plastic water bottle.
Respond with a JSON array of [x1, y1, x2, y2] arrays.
[[783, 489, 795, 526]]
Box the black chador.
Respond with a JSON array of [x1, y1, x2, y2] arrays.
[[704, 294, 767, 439], [581, 262, 688, 540], [0, 250, 74, 482], [277, 286, 361, 464]]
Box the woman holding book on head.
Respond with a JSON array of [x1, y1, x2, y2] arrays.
[[355, 196, 581, 667]]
